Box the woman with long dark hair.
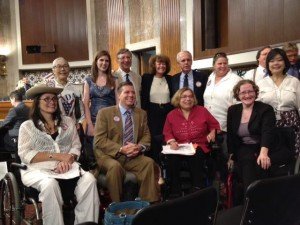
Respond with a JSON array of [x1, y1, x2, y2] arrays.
[[18, 84, 99, 225], [83, 50, 116, 163]]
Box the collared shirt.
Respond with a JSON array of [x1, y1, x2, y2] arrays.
[[163, 106, 220, 153], [287, 64, 300, 79], [243, 65, 267, 83], [179, 70, 194, 91], [257, 75, 300, 113], [204, 69, 242, 131], [119, 104, 135, 141]]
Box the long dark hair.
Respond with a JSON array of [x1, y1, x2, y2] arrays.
[[30, 94, 62, 131], [91, 50, 115, 88]]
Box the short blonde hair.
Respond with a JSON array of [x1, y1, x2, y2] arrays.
[[171, 87, 198, 108]]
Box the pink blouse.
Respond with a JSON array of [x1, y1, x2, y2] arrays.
[[163, 106, 220, 153]]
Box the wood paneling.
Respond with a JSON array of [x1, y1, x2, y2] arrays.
[[19, 0, 89, 64], [160, 0, 181, 75], [194, 0, 300, 60], [107, 0, 125, 71]]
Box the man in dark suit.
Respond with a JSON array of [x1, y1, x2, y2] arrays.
[[0, 90, 30, 152], [171, 50, 208, 105], [94, 81, 160, 202]]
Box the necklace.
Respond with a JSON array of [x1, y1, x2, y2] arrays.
[[44, 122, 57, 134]]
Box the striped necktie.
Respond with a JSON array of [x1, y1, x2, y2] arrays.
[[124, 110, 134, 144]]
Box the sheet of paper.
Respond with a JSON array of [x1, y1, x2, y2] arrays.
[[162, 143, 196, 155], [46, 162, 81, 179], [0, 161, 8, 180]]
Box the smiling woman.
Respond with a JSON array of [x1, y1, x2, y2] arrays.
[[227, 79, 275, 193], [257, 48, 300, 154], [163, 87, 220, 198]]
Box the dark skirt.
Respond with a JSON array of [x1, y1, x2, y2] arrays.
[[276, 110, 300, 154]]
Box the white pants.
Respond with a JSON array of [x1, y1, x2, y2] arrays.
[[21, 169, 100, 225]]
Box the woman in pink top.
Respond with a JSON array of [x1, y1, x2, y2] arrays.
[[163, 87, 220, 197]]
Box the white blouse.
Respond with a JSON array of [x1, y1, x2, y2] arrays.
[[204, 69, 242, 131], [257, 75, 300, 113], [150, 76, 170, 104], [18, 116, 81, 171]]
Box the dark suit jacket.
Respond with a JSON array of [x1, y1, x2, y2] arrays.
[[93, 105, 151, 159], [227, 101, 276, 160], [141, 73, 173, 111], [171, 70, 208, 106], [0, 102, 30, 137]]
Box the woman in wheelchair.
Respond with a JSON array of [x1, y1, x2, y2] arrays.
[[163, 87, 220, 198], [227, 80, 275, 192], [17, 84, 100, 225]]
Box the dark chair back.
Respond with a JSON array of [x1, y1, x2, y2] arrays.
[[269, 127, 296, 177], [241, 174, 300, 225], [132, 187, 218, 225]]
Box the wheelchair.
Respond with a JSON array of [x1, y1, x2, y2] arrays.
[[0, 162, 78, 225]]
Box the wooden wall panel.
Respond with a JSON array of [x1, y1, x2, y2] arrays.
[[107, 0, 125, 71], [194, 0, 300, 60], [19, 0, 88, 64], [160, 0, 181, 75]]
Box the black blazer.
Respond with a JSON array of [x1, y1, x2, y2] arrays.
[[141, 73, 173, 111], [0, 102, 30, 137], [227, 101, 276, 160], [171, 70, 208, 106]]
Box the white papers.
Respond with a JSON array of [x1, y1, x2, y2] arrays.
[[0, 161, 8, 180], [46, 162, 81, 179], [162, 143, 196, 156]]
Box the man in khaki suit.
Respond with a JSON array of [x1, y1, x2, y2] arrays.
[[94, 81, 160, 202], [113, 48, 141, 107]]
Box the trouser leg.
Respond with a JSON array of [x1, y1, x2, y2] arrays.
[[188, 151, 206, 189], [125, 155, 160, 202], [74, 172, 100, 224], [166, 154, 182, 195], [38, 178, 64, 225], [99, 156, 125, 202]]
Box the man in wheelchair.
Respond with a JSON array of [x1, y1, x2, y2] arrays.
[[17, 84, 100, 225]]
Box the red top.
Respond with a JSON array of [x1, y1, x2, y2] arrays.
[[163, 106, 220, 153]]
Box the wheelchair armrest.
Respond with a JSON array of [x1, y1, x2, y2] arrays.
[[11, 162, 27, 170], [294, 156, 300, 174]]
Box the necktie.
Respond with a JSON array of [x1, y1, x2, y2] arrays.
[[125, 74, 130, 82], [124, 110, 134, 144], [183, 74, 189, 87]]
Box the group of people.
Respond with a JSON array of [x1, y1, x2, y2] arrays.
[[3, 42, 298, 224]]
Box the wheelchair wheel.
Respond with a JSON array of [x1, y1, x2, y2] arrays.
[[0, 172, 22, 225]]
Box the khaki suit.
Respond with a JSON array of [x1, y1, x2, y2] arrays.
[[114, 69, 142, 108], [94, 106, 160, 202]]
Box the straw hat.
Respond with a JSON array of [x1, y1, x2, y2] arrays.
[[26, 83, 63, 99]]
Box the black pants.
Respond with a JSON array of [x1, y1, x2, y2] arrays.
[[236, 144, 267, 193], [166, 150, 207, 195]]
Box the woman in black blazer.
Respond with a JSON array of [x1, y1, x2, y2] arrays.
[[227, 80, 276, 191], [141, 55, 173, 165]]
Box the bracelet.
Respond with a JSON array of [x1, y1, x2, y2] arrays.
[[49, 154, 53, 159], [69, 153, 78, 161]]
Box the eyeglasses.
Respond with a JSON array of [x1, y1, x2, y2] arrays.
[[239, 90, 255, 96], [180, 95, 194, 99], [53, 64, 69, 70], [39, 96, 58, 103]]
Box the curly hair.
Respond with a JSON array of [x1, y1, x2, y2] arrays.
[[233, 79, 259, 101], [148, 54, 171, 75]]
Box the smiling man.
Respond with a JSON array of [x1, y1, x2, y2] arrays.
[[44, 57, 84, 126], [171, 50, 208, 106], [94, 81, 160, 202], [113, 48, 142, 107]]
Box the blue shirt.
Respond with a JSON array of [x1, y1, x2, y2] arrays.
[[179, 70, 194, 91]]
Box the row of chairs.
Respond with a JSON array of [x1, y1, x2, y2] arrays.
[[131, 173, 300, 225]]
